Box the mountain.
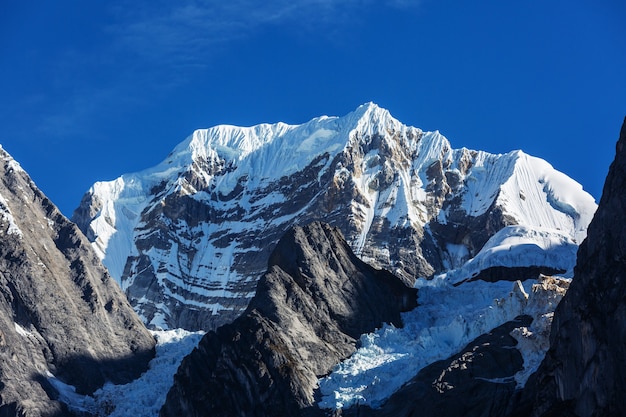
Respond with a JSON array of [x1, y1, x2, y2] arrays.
[[315, 270, 571, 412], [339, 315, 534, 417], [73, 103, 596, 331], [0, 146, 156, 416], [160, 222, 574, 417], [513, 118, 626, 417], [160, 222, 417, 417]]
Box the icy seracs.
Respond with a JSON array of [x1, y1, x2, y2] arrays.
[[317, 211, 583, 409]]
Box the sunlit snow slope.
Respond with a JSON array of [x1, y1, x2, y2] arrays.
[[73, 103, 596, 331]]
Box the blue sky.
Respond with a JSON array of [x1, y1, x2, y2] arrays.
[[1, 0, 624, 216]]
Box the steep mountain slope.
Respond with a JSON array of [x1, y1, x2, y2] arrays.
[[160, 222, 417, 416], [316, 273, 570, 411], [516, 118, 626, 417], [73, 103, 596, 330], [0, 147, 156, 416], [314, 274, 567, 416], [339, 315, 533, 417]]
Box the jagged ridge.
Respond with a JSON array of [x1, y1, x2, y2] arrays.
[[73, 103, 596, 330]]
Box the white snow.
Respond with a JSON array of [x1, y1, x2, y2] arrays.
[[318, 224, 582, 410], [47, 329, 204, 417], [14, 323, 32, 337], [442, 225, 579, 285], [88, 176, 149, 284], [495, 152, 596, 244], [47, 372, 95, 415], [442, 149, 597, 246], [0, 192, 23, 237]]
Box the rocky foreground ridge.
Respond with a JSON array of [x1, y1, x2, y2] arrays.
[[73, 103, 596, 331], [514, 118, 626, 417], [160, 222, 417, 416], [0, 147, 155, 416]]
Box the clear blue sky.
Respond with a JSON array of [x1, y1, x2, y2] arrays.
[[1, 1, 624, 216]]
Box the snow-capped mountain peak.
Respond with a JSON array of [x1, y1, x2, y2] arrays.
[[73, 104, 596, 331], [347, 101, 399, 134]]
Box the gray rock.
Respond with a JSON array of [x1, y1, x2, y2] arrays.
[[338, 316, 533, 417], [515, 117, 626, 417], [159, 222, 417, 417], [0, 148, 155, 416]]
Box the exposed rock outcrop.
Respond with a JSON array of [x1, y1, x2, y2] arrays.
[[461, 265, 566, 285], [0, 147, 155, 416], [160, 222, 417, 416], [339, 316, 532, 417], [516, 117, 626, 417]]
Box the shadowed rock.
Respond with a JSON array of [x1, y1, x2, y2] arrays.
[[454, 265, 566, 286], [160, 222, 417, 417], [0, 147, 155, 416], [514, 117, 626, 417]]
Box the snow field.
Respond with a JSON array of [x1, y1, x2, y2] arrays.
[[47, 329, 205, 417]]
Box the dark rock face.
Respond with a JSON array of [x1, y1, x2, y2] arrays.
[[0, 148, 155, 416], [519, 117, 626, 417], [160, 222, 417, 417], [455, 265, 566, 286], [339, 316, 532, 417]]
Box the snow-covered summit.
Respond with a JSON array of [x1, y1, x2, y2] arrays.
[[73, 103, 596, 331]]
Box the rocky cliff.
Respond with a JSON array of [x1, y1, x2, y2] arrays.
[[159, 222, 417, 416], [516, 118, 626, 417], [0, 147, 156, 416]]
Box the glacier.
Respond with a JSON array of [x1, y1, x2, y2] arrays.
[[318, 222, 581, 409], [46, 329, 204, 417]]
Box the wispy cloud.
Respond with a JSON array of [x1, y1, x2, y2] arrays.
[[107, 0, 420, 70], [25, 0, 421, 140]]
